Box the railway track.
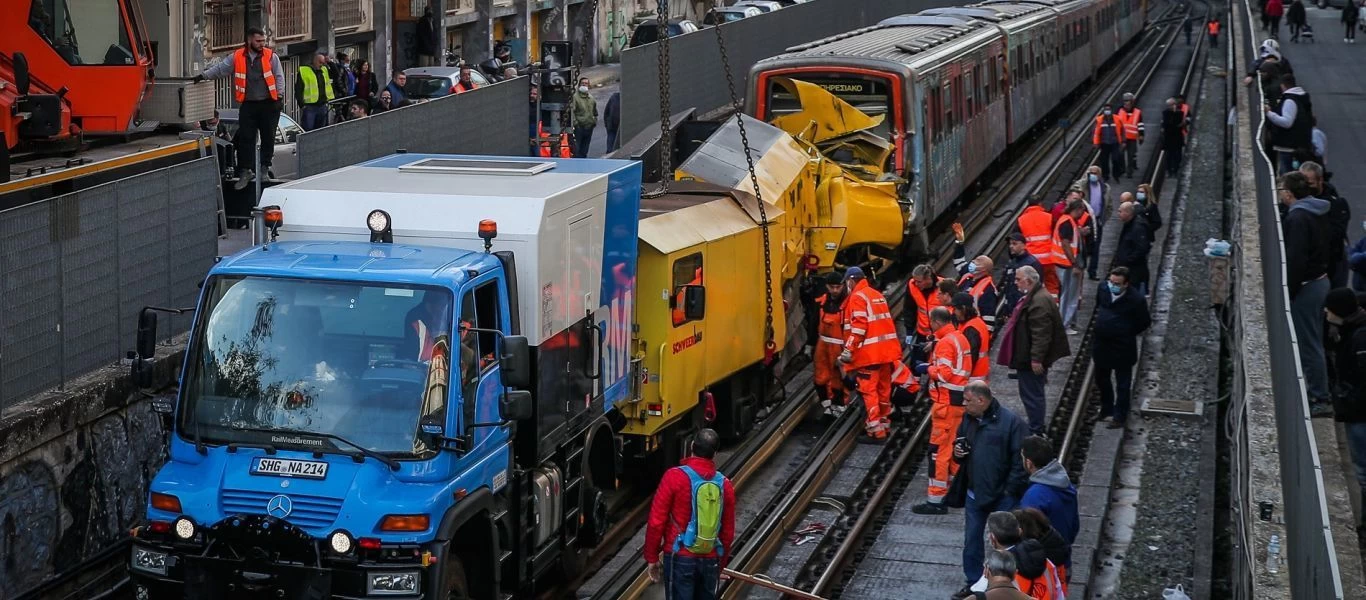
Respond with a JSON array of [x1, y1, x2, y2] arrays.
[[583, 2, 1204, 599]]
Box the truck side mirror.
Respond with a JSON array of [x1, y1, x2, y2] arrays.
[[683, 285, 706, 321], [501, 390, 532, 421], [500, 335, 531, 389], [137, 310, 159, 359]]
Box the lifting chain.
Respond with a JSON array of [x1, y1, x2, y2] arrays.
[[712, 8, 776, 363], [563, 0, 601, 137], [642, 0, 674, 198]]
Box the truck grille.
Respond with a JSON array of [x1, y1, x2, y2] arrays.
[[220, 489, 344, 530]]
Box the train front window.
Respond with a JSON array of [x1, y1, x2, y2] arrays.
[[765, 75, 894, 141], [29, 0, 136, 66]]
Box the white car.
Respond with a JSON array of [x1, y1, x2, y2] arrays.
[[216, 109, 304, 180], [734, 1, 784, 13], [401, 67, 494, 100], [703, 6, 762, 25]]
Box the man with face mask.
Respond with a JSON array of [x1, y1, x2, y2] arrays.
[[1092, 267, 1151, 428], [950, 223, 1001, 332], [1070, 168, 1108, 280], [1091, 103, 1125, 181], [1282, 171, 1336, 416], [1299, 161, 1350, 288], [571, 77, 599, 158]]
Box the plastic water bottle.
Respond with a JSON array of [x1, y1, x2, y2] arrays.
[[1266, 535, 1281, 574]]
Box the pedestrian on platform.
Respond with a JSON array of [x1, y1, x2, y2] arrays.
[[346, 99, 369, 120], [1311, 117, 1327, 167], [811, 271, 850, 417], [1093, 266, 1152, 427], [1299, 161, 1350, 288], [1019, 435, 1079, 546], [1261, 0, 1272, 31], [1350, 234, 1366, 293], [957, 255, 1000, 334], [980, 551, 1033, 600], [997, 266, 1070, 435], [1113, 203, 1153, 295], [1324, 288, 1366, 539], [452, 64, 479, 94], [1092, 103, 1126, 181], [1288, 0, 1307, 42], [1137, 183, 1164, 244], [970, 511, 1064, 600], [953, 382, 1030, 599], [353, 59, 379, 104], [605, 91, 622, 153], [1267, 0, 1284, 38], [1003, 232, 1046, 319], [1116, 93, 1145, 176], [571, 78, 599, 158], [955, 293, 994, 381], [297, 52, 335, 131], [335, 52, 356, 97], [1014, 507, 1073, 595], [644, 428, 736, 599], [839, 266, 903, 441], [1161, 98, 1186, 176], [1208, 17, 1221, 48], [373, 89, 395, 114], [1072, 166, 1110, 281], [192, 27, 284, 191], [1281, 171, 1336, 416], [913, 307, 973, 514], [1265, 73, 1314, 174], [1018, 195, 1060, 297], [1344, 0, 1360, 42], [385, 71, 409, 107], [1052, 200, 1087, 331], [906, 264, 946, 362]]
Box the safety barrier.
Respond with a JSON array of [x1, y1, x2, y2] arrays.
[[295, 76, 532, 178], [1234, 0, 1345, 595], [0, 157, 221, 408], [618, 0, 958, 144]]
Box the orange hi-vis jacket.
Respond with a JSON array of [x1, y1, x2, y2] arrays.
[[1016, 559, 1067, 600], [890, 360, 920, 393], [232, 48, 279, 104], [1018, 205, 1055, 266], [907, 277, 945, 337], [1092, 114, 1123, 145], [927, 323, 971, 406], [959, 316, 992, 381], [1116, 106, 1144, 141], [1208, 20, 1220, 34], [814, 292, 849, 400], [1051, 213, 1080, 269], [842, 279, 902, 369]]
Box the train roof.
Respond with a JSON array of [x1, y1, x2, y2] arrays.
[[778, 19, 994, 65]]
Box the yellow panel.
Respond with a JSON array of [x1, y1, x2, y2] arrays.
[[493, 18, 505, 43], [529, 12, 540, 62]]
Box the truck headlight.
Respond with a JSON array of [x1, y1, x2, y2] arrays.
[[131, 546, 169, 576], [367, 570, 420, 595], [328, 530, 354, 554], [173, 517, 196, 540]]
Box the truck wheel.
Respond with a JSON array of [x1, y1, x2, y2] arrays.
[[580, 486, 609, 548], [442, 555, 472, 600]]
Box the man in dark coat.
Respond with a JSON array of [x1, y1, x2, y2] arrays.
[[1161, 98, 1185, 176], [1001, 265, 1071, 435], [1325, 288, 1366, 539], [1282, 171, 1335, 414], [1113, 201, 1153, 295], [416, 7, 439, 67], [953, 381, 1030, 599], [1093, 266, 1152, 428], [1300, 161, 1350, 288], [604, 92, 622, 153], [1001, 233, 1044, 319]]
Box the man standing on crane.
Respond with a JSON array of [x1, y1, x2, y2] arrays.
[[194, 27, 285, 191]]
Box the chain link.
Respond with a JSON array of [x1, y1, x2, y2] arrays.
[[712, 10, 776, 355], [643, 0, 674, 198]]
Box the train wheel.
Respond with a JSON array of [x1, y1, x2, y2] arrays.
[[443, 555, 472, 600]]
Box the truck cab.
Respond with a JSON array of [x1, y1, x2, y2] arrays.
[[131, 155, 641, 599]]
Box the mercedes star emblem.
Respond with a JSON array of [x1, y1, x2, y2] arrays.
[[266, 494, 293, 519]]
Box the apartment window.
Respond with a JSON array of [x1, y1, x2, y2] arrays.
[[274, 0, 311, 40], [334, 0, 368, 30], [447, 0, 477, 14], [205, 0, 245, 51]]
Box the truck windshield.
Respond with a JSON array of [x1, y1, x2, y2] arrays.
[[181, 276, 455, 456]]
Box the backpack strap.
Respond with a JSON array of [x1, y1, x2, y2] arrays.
[[670, 466, 702, 554]]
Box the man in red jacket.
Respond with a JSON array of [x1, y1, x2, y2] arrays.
[[644, 428, 737, 598]]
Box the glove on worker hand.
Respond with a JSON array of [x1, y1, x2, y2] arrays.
[[913, 362, 930, 376], [837, 349, 853, 364]]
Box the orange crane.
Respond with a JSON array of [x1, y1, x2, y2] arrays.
[[2, 0, 155, 151]]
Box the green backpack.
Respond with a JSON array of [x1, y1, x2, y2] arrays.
[[671, 465, 727, 556]]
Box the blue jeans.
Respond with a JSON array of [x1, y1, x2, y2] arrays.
[[662, 553, 720, 600], [963, 494, 1016, 583], [1057, 266, 1080, 328], [301, 104, 329, 131], [1018, 369, 1048, 435], [1346, 423, 1366, 524], [1291, 277, 1331, 401]]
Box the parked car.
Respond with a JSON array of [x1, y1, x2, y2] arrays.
[[703, 7, 761, 25], [401, 67, 494, 100], [216, 108, 303, 180], [629, 18, 700, 47], [734, 1, 784, 13]]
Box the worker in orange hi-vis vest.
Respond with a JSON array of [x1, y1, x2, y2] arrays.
[[904, 264, 945, 364], [812, 271, 851, 417], [911, 307, 972, 514], [838, 267, 903, 441], [952, 293, 993, 383]]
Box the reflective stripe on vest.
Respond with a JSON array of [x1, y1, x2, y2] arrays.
[[299, 65, 335, 104], [1051, 214, 1078, 268], [232, 48, 279, 104], [907, 278, 942, 336], [842, 282, 901, 367], [962, 317, 992, 381], [1118, 107, 1142, 139], [1092, 115, 1120, 144]]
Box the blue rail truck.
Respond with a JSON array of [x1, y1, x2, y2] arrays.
[[128, 155, 644, 599]]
